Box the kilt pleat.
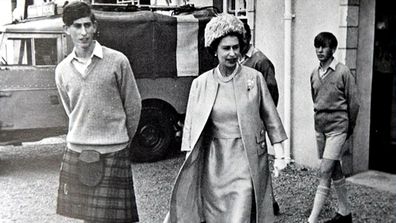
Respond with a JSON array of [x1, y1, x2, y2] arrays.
[[57, 147, 139, 222]]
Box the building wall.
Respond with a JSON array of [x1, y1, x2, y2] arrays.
[[354, 0, 375, 173], [0, 1, 12, 25]]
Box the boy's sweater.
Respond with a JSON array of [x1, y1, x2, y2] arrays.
[[310, 62, 359, 134], [55, 45, 141, 153]]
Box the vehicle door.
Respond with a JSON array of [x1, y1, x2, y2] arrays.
[[0, 32, 68, 144]]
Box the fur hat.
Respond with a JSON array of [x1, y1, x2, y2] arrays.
[[204, 13, 245, 47]]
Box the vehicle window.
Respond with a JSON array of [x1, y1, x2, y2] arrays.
[[34, 38, 57, 65], [0, 37, 58, 66]]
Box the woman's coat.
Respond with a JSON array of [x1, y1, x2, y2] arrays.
[[167, 65, 287, 223]]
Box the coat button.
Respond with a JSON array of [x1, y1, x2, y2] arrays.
[[260, 141, 266, 148], [260, 129, 265, 135]]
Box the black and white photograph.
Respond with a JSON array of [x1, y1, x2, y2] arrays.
[[0, 0, 395, 222]]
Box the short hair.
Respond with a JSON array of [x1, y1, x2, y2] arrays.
[[243, 22, 251, 43], [207, 32, 246, 56], [62, 1, 96, 26], [314, 32, 338, 49]]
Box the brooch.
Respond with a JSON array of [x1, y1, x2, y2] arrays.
[[247, 78, 255, 91]]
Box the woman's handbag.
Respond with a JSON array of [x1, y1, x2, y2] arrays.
[[77, 150, 104, 187]]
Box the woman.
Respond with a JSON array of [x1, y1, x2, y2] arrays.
[[165, 14, 287, 223]]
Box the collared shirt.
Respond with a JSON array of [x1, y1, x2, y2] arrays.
[[71, 41, 103, 75], [239, 44, 255, 64], [319, 57, 338, 79]]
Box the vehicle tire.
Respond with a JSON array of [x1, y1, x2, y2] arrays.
[[130, 105, 175, 162]]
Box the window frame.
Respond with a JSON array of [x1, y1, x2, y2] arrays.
[[0, 33, 65, 67], [224, 0, 247, 19]]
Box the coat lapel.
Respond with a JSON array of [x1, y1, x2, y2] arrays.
[[190, 70, 218, 150]]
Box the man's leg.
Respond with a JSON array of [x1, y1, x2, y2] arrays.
[[269, 174, 280, 215], [308, 158, 336, 223], [272, 188, 280, 215]]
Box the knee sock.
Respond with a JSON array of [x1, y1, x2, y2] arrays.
[[333, 177, 351, 216], [308, 185, 330, 223]]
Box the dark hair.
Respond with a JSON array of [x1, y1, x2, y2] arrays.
[[314, 32, 338, 49], [62, 1, 96, 26], [243, 22, 251, 43], [207, 32, 246, 56]]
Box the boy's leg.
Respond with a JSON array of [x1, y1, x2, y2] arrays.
[[321, 133, 351, 223], [329, 161, 352, 218], [308, 158, 335, 223]]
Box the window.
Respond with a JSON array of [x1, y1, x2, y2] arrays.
[[226, 0, 246, 18], [0, 37, 58, 66]]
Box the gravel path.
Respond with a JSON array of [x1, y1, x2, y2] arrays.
[[0, 143, 395, 223]]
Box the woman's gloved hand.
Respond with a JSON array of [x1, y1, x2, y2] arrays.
[[273, 143, 287, 177], [273, 158, 287, 177]]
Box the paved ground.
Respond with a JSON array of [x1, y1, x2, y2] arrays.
[[347, 170, 396, 194]]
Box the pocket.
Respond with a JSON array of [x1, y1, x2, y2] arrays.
[[256, 128, 267, 155], [77, 150, 104, 187]]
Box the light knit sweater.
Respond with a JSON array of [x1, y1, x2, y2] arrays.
[[310, 61, 359, 134], [55, 45, 141, 153]]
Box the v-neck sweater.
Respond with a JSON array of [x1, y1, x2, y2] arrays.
[[310, 62, 360, 133], [55, 46, 141, 153]]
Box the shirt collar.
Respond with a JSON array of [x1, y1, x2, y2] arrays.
[[71, 41, 103, 61], [244, 44, 255, 58], [319, 57, 338, 71], [239, 44, 254, 63]]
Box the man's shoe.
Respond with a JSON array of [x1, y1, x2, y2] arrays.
[[273, 201, 280, 216], [324, 213, 352, 223]]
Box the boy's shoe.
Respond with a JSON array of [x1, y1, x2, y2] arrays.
[[324, 213, 352, 223], [273, 201, 280, 216]]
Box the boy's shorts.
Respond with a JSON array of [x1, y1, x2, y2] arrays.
[[315, 131, 347, 160]]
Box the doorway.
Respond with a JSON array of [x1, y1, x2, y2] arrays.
[[369, 1, 396, 174]]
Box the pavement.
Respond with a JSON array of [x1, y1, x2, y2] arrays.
[[347, 170, 396, 194]]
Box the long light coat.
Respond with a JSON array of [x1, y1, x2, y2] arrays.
[[167, 65, 287, 223]]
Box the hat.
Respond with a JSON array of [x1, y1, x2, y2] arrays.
[[204, 13, 245, 47]]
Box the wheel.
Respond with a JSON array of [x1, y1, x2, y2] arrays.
[[130, 105, 175, 162]]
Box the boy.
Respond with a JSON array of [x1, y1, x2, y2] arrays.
[[55, 2, 141, 222], [308, 32, 359, 223]]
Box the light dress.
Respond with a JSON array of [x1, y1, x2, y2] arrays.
[[201, 65, 253, 223]]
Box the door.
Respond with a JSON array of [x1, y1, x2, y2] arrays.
[[369, 1, 396, 173], [0, 33, 68, 144]]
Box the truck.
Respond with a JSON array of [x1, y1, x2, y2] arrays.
[[0, 3, 217, 162]]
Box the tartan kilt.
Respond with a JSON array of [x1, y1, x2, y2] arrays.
[[57, 147, 139, 222]]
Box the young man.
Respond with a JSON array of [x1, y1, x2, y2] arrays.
[[55, 2, 141, 222], [308, 32, 359, 223], [240, 22, 281, 216]]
